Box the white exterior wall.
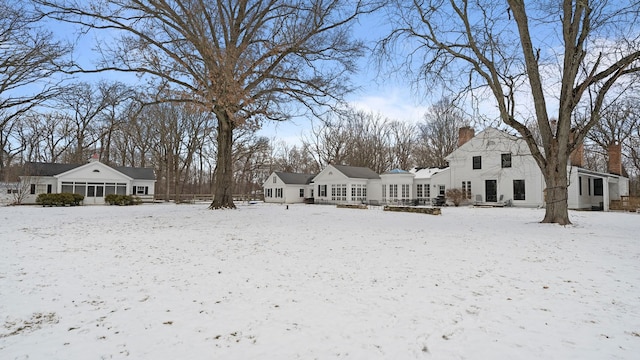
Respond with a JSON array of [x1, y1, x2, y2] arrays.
[[380, 173, 415, 204], [367, 179, 382, 204], [311, 165, 380, 205], [131, 179, 156, 201], [430, 169, 452, 198], [262, 172, 309, 204], [312, 165, 348, 204], [284, 186, 305, 203], [447, 129, 544, 207], [57, 162, 133, 205], [20, 176, 58, 204], [569, 168, 630, 211]]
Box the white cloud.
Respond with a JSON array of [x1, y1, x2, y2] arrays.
[[347, 86, 430, 124]]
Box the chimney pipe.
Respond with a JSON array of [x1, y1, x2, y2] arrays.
[[569, 129, 583, 167], [458, 126, 475, 147], [608, 142, 622, 175]]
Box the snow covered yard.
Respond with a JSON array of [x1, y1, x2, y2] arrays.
[[1, 203, 639, 359]]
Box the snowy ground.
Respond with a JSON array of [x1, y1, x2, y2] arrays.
[[1, 203, 639, 359]]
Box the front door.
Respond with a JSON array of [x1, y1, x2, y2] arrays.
[[86, 183, 105, 204], [485, 180, 497, 202]]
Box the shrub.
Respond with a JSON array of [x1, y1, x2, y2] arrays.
[[105, 194, 141, 206], [445, 188, 466, 207], [36, 193, 84, 206]]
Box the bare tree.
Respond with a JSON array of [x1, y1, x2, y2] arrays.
[[303, 115, 352, 170], [0, 0, 69, 172], [382, 1, 640, 224], [388, 120, 416, 171], [415, 97, 469, 168], [37, 0, 379, 209]]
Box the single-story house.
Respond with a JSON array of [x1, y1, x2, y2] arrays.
[[18, 156, 156, 205], [263, 171, 316, 204]]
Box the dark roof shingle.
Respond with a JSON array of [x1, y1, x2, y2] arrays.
[[332, 165, 380, 179], [275, 172, 316, 185]]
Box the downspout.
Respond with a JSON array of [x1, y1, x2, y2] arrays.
[[603, 177, 610, 212]]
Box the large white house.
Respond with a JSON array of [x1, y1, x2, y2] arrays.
[[447, 127, 628, 210], [17, 157, 156, 205], [265, 127, 629, 211]]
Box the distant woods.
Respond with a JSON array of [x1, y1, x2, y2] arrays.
[[3, 81, 640, 199]]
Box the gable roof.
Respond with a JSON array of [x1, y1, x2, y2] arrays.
[[25, 162, 82, 176], [446, 127, 525, 161], [114, 166, 156, 180], [275, 172, 316, 185], [24, 161, 155, 180], [332, 164, 380, 179]]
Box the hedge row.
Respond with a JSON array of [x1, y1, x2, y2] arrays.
[[105, 194, 142, 206], [36, 193, 84, 206]]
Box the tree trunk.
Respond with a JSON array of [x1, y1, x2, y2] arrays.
[[209, 112, 235, 209], [541, 153, 571, 225]]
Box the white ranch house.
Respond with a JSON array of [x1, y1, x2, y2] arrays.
[[264, 127, 629, 211], [262, 172, 315, 204], [17, 157, 156, 205]]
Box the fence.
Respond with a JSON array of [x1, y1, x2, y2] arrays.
[[610, 196, 640, 211]]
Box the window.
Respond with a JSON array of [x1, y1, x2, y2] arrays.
[[501, 153, 512, 168], [331, 184, 346, 201], [351, 184, 367, 202], [265, 188, 272, 197], [401, 184, 410, 199], [426, 185, 431, 198], [273, 176, 277, 183], [30, 184, 48, 195], [318, 185, 327, 197], [513, 180, 525, 200], [62, 182, 73, 194], [389, 184, 398, 198], [473, 156, 482, 169], [276, 188, 283, 198], [594, 178, 603, 196], [438, 185, 445, 196], [134, 186, 148, 195], [579, 176, 582, 195], [300, 188, 304, 197], [382, 184, 386, 199], [416, 184, 423, 198], [462, 181, 471, 199]]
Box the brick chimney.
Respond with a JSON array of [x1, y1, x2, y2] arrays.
[[569, 129, 583, 167], [458, 126, 475, 147], [89, 153, 100, 163], [608, 142, 622, 175]]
